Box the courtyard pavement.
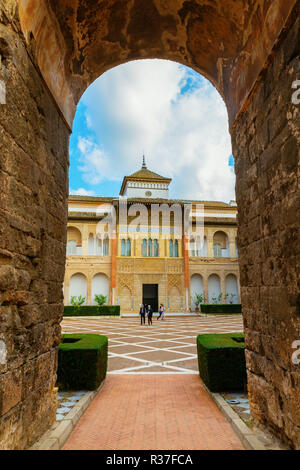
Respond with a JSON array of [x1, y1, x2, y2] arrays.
[[61, 315, 245, 450], [61, 314, 244, 373]]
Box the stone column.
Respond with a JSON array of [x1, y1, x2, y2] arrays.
[[87, 274, 92, 305], [229, 237, 236, 258], [207, 231, 214, 257], [82, 225, 88, 255]]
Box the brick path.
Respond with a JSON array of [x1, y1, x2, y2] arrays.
[[63, 375, 244, 450], [62, 316, 244, 450]]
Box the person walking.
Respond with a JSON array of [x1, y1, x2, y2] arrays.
[[157, 304, 163, 320], [147, 305, 153, 325], [161, 303, 166, 321], [139, 304, 146, 325]]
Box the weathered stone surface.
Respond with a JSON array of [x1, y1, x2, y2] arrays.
[[0, 0, 68, 449], [17, 0, 297, 128], [233, 7, 300, 448]]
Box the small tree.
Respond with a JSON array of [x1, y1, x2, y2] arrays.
[[225, 293, 237, 304], [94, 294, 107, 306], [70, 295, 86, 313], [192, 293, 204, 310]]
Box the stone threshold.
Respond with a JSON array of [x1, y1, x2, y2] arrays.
[[29, 381, 105, 450], [203, 383, 288, 450]]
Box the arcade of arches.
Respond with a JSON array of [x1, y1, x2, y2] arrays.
[[0, 0, 299, 449]]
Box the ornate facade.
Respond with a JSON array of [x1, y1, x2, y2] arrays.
[[64, 161, 240, 313]]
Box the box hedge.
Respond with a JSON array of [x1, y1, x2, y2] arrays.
[[64, 305, 120, 317], [200, 304, 242, 314], [57, 334, 108, 390], [197, 333, 247, 392]]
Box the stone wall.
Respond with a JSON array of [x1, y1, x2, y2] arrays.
[[232, 10, 300, 448], [0, 5, 69, 448]]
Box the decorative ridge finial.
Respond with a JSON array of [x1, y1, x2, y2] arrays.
[[142, 154, 147, 169]]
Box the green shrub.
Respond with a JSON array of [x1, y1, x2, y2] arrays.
[[200, 304, 242, 314], [57, 334, 108, 390], [94, 294, 107, 306], [63, 305, 120, 317], [197, 333, 247, 392]]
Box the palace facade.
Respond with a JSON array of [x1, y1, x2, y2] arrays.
[[64, 161, 240, 313]]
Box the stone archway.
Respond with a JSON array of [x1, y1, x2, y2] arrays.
[[0, 0, 299, 449]]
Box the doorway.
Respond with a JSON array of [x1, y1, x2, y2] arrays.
[[143, 284, 158, 313]]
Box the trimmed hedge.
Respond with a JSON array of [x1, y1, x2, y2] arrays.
[[64, 305, 120, 317], [197, 333, 247, 392], [57, 334, 108, 390], [200, 304, 242, 314]]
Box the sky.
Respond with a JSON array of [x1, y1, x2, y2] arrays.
[[69, 59, 235, 202]]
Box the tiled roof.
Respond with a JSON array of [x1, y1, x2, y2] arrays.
[[127, 168, 171, 181]]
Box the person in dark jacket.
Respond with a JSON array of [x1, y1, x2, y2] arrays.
[[139, 304, 146, 325], [146, 305, 153, 325]]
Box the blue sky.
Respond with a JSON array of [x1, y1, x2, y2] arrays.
[[69, 59, 235, 202]]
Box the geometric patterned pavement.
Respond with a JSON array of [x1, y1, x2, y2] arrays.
[[61, 315, 244, 374], [62, 315, 245, 450]]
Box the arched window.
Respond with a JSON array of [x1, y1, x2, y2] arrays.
[[96, 237, 102, 256], [88, 233, 95, 255], [67, 240, 77, 255], [196, 236, 208, 257], [213, 231, 229, 258], [66, 226, 82, 255], [213, 243, 222, 257], [190, 236, 196, 257], [142, 239, 147, 257], [169, 239, 174, 257], [153, 239, 159, 257], [174, 240, 179, 257], [121, 239, 126, 256], [103, 235, 109, 256], [148, 238, 153, 257], [126, 239, 131, 256]]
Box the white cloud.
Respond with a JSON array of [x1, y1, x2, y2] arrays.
[[76, 137, 115, 185], [69, 187, 96, 196], [76, 59, 235, 202]]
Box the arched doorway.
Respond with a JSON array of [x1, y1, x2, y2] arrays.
[[92, 273, 109, 305], [208, 274, 221, 304], [190, 274, 204, 311], [69, 273, 87, 304], [225, 274, 239, 304]]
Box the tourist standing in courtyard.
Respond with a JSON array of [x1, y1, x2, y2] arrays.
[[157, 304, 164, 320], [139, 304, 146, 325], [147, 305, 153, 325], [161, 303, 165, 320]]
